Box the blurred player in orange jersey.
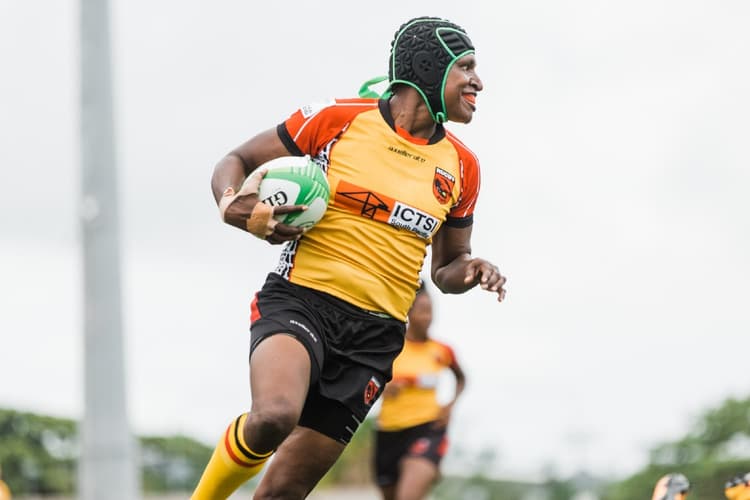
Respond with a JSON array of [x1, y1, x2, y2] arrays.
[[373, 283, 466, 500], [651, 473, 690, 500], [0, 466, 11, 500], [725, 473, 750, 500]]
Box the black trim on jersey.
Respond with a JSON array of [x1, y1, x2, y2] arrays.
[[379, 99, 446, 144], [276, 123, 305, 156], [443, 214, 473, 228]]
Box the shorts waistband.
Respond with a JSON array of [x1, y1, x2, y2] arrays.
[[267, 273, 398, 321]]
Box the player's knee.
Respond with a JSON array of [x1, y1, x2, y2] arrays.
[[247, 401, 299, 444]]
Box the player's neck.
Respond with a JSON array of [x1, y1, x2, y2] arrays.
[[405, 330, 429, 342], [389, 92, 437, 140]]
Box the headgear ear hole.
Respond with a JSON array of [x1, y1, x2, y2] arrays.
[[411, 51, 440, 84]]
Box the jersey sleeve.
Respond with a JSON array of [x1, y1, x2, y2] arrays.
[[444, 134, 481, 227], [277, 98, 378, 157], [434, 341, 457, 367]]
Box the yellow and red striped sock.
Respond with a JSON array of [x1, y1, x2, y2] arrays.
[[191, 413, 273, 500]]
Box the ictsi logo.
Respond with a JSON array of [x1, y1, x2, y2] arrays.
[[335, 180, 441, 239], [388, 202, 439, 239]]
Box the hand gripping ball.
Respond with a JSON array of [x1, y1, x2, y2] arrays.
[[257, 155, 330, 229]]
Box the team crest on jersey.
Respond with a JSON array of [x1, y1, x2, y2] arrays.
[[363, 376, 381, 406], [432, 167, 455, 204]]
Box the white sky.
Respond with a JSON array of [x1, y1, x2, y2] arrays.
[[2, 0, 749, 481]]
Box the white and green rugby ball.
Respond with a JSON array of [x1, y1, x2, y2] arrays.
[[257, 155, 330, 229]]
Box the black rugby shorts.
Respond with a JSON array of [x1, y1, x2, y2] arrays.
[[250, 272, 405, 444], [374, 421, 449, 486]]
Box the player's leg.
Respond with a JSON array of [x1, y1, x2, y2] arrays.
[[245, 334, 311, 450], [394, 456, 439, 500], [191, 334, 311, 499], [254, 381, 380, 498], [252, 425, 346, 499], [379, 485, 397, 500], [394, 424, 447, 500], [374, 429, 403, 500]]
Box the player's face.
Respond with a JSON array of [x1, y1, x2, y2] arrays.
[[444, 54, 483, 124], [407, 293, 432, 335]]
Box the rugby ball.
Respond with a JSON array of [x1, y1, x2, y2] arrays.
[[256, 155, 330, 229]]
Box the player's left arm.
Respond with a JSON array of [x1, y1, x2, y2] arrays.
[[430, 224, 507, 302]]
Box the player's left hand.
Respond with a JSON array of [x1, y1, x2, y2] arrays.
[[265, 222, 306, 245], [464, 258, 507, 302]]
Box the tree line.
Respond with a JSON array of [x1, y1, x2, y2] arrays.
[[2, 396, 750, 498]]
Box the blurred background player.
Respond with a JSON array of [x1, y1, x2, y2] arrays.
[[725, 472, 750, 500], [191, 15, 506, 500], [651, 473, 690, 500], [374, 283, 466, 500], [0, 466, 11, 500]]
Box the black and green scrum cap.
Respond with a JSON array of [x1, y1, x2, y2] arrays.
[[359, 17, 475, 124]]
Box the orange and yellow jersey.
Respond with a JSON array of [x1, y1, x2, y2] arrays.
[[377, 338, 456, 431], [274, 98, 481, 321], [726, 483, 750, 500]]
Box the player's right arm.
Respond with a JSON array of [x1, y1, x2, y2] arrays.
[[211, 128, 305, 243]]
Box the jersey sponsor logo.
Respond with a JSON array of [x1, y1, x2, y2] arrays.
[[387, 145, 427, 163], [390, 202, 438, 239], [336, 180, 440, 239], [364, 376, 381, 406], [432, 167, 455, 204], [299, 99, 336, 118], [337, 185, 391, 220]]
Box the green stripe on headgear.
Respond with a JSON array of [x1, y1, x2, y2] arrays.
[[359, 17, 474, 123]]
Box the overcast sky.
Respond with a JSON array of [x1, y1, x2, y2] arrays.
[[2, 0, 749, 481]]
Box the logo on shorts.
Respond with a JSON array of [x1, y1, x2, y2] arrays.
[[289, 319, 317, 343], [432, 167, 455, 204], [409, 438, 430, 456], [363, 376, 381, 406]]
